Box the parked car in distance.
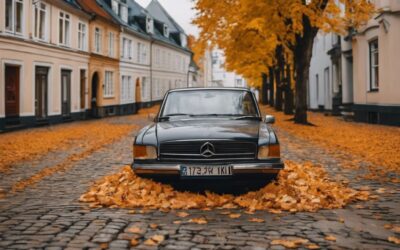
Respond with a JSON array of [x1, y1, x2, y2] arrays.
[[132, 88, 283, 189]]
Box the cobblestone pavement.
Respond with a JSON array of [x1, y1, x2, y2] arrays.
[[0, 114, 399, 250]]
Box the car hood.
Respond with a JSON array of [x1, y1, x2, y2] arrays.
[[156, 119, 260, 143]]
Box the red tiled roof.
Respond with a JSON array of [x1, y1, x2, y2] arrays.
[[76, 0, 112, 20]]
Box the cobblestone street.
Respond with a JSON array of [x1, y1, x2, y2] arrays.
[[0, 112, 399, 250]]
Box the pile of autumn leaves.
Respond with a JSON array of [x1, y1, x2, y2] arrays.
[[80, 161, 369, 212]]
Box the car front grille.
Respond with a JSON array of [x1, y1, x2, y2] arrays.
[[159, 140, 257, 161]]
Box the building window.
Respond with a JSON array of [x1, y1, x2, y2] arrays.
[[121, 75, 133, 102], [163, 24, 169, 37], [59, 11, 70, 46], [108, 32, 114, 57], [122, 38, 132, 59], [5, 0, 23, 34], [78, 22, 87, 51], [146, 16, 154, 34], [369, 39, 379, 90], [94, 27, 102, 53], [120, 5, 128, 23], [137, 42, 147, 64], [112, 0, 119, 15], [142, 77, 149, 100], [33, 2, 47, 40], [104, 71, 114, 97]]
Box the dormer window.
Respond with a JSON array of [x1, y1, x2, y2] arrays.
[[163, 24, 169, 38], [180, 33, 187, 47], [112, 0, 119, 15], [120, 5, 128, 23], [146, 16, 154, 34]]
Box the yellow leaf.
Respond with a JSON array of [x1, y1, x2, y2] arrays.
[[127, 227, 142, 234], [177, 211, 189, 218], [130, 239, 139, 246], [388, 236, 400, 245], [271, 238, 309, 248], [306, 243, 320, 249], [189, 218, 208, 224], [248, 218, 264, 223], [228, 213, 241, 219], [325, 235, 336, 241]]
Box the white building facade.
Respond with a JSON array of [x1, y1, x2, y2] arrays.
[[211, 50, 247, 88]]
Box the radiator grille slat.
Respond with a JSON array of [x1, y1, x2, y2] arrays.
[[160, 140, 257, 160]]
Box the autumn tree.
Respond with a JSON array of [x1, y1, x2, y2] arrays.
[[193, 0, 374, 124], [187, 35, 205, 71]]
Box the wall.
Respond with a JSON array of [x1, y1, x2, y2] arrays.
[[308, 32, 337, 110], [352, 13, 400, 106], [151, 42, 190, 101]]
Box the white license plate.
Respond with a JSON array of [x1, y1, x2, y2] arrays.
[[181, 165, 233, 177]]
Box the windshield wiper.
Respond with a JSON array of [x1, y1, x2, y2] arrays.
[[159, 113, 193, 121], [233, 116, 260, 120], [162, 113, 192, 117]]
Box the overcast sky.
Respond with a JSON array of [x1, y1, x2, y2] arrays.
[[135, 0, 199, 37]]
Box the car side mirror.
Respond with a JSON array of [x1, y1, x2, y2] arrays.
[[265, 115, 275, 124], [148, 113, 157, 122]]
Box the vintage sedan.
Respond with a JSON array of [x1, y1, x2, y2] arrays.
[[132, 88, 283, 186]]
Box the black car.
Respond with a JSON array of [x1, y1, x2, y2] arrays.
[[132, 88, 283, 186]]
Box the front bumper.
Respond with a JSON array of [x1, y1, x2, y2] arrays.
[[132, 162, 284, 175]]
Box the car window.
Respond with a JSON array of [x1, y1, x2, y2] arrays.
[[161, 90, 258, 117]]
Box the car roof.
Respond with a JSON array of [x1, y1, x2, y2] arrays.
[[167, 87, 251, 93]]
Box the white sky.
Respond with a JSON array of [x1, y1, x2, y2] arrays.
[[135, 0, 199, 37]]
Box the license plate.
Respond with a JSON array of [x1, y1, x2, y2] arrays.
[[181, 165, 233, 177]]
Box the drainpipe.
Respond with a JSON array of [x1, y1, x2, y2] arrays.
[[150, 39, 153, 105]]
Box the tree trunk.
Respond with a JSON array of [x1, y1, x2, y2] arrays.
[[293, 17, 319, 124], [275, 67, 283, 111], [284, 64, 294, 115], [275, 46, 284, 111], [261, 72, 268, 105], [268, 67, 274, 106], [292, 0, 328, 124]]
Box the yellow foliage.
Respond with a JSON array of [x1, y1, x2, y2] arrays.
[[193, 0, 375, 86]]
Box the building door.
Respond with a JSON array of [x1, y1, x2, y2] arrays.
[[5, 65, 20, 118], [135, 78, 141, 104], [61, 70, 71, 117], [80, 69, 86, 110], [91, 72, 99, 117], [35, 66, 49, 119]]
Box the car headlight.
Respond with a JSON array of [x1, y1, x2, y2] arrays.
[[258, 144, 280, 159], [133, 145, 157, 160]]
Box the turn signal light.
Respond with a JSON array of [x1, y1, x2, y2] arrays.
[[268, 144, 280, 158], [133, 145, 157, 160]]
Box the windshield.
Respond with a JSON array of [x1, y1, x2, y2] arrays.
[[160, 90, 259, 118]]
